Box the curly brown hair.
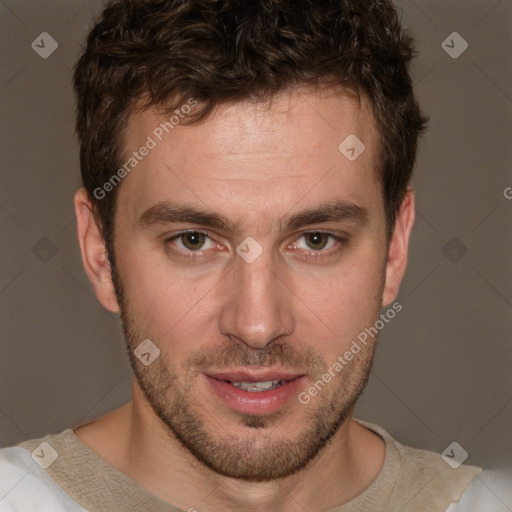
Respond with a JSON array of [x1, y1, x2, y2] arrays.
[[73, 0, 427, 258]]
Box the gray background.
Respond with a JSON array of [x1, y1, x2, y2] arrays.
[[1, 0, 511, 508]]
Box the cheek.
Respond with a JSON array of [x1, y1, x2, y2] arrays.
[[291, 251, 384, 353], [115, 246, 222, 340]]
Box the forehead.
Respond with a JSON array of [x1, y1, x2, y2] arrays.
[[116, 88, 382, 231]]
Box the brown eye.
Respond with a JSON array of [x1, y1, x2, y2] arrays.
[[166, 230, 221, 258], [304, 232, 329, 250], [181, 232, 206, 250]]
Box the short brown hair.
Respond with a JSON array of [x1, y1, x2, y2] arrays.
[[74, 0, 427, 257]]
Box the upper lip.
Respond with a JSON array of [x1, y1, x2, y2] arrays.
[[206, 368, 305, 383]]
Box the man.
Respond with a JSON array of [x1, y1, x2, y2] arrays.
[[0, 0, 486, 510]]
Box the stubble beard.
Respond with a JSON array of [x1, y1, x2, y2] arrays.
[[112, 262, 381, 482]]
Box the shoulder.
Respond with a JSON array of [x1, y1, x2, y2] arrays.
[[0, 434, 87, 511], [397, 440, 481, 488], [356, 419, 482, 512], [393, 439, 482, 510]]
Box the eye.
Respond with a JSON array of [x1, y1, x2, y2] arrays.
[[294, 232, 339, 252], [301, 232, 333, 251], [168, 231, 219, 252]]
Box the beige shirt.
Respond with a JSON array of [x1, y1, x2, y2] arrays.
[[14, 420, 481, 512]]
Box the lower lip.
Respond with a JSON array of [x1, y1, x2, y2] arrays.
[[205, 375, 306, 415]]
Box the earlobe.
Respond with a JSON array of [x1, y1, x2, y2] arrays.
[[74, 188, 120, 313], [382, 189, 415, 307]]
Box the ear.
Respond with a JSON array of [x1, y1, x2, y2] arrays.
[[73, 187, 120, 313], [382, 188, 415, 307]]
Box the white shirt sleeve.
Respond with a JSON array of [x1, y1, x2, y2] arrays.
[[445, 469, 512, 512], [0, 447, 87, 512]]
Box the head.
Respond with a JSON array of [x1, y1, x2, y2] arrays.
[[74, 0, 426, 482]]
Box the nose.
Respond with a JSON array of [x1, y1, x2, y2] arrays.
[[218, 245, 295, 350]]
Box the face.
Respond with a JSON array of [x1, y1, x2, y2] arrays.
[[92, 88, 400, 481]]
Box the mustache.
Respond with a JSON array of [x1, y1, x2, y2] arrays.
[[186, 339, 327, 376]]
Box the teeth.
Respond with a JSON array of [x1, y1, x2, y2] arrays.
[[231, 380, 282, 392]]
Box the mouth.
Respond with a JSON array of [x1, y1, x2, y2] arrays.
[[204, 369, 306, 415]]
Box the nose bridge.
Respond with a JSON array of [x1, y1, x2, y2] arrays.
[[218, 244, 294, 349]]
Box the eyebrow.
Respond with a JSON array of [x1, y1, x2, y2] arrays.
[[137, 199, 369, 233]]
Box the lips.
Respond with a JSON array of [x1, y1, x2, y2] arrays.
[[204, 368, 307, 415]]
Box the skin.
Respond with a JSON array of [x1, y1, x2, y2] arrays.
[[73, 87, 415, 512]]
